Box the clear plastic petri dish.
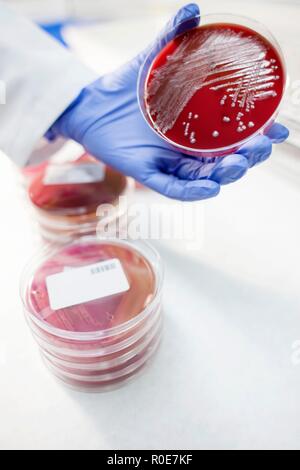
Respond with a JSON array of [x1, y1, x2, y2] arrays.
[[27, 302, 162, 363], [26, 301, 162, 361], [40, 317, 163, 373], [41, 327, 163, 381], [138, 13, 287, 158], [20, 237, 164, 391], [28, 153, 134, 243], [42, 334, 161, 393]]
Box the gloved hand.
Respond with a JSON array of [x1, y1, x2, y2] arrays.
[[48, 3, 289, 202]]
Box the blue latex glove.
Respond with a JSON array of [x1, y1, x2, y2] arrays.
[[48, 3, 289, 202]]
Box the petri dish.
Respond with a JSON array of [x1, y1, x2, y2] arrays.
[[138, 14, 286, 158]]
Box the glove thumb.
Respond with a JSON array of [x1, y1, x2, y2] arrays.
[[133, 3, 200, 70]]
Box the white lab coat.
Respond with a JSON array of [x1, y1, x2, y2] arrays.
[[0, 2, 96, 166]]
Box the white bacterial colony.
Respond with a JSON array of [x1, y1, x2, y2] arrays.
[[147, 28, 280, 138]]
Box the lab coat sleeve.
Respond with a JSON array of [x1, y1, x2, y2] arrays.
[[0, 2, 97, 166]]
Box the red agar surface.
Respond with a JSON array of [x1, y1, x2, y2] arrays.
[[146, 23, 284, 151]]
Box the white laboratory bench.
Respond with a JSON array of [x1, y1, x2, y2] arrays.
[[1, 0, 300, 450]]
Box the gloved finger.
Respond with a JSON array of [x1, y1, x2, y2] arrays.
[[208, 154, 249, 185], [174, 156, 218, 180], [135, 3, 200, 68], [264, 122, 289, 143], [174, 153, 248, 185], [165, 3, 200, 39], [143, 172, 220, 201], [237, 134, 272, 168]]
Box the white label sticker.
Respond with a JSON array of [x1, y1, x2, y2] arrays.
[[46, 259, 130, 310], [51, 141, 85, 164], [43, 162, 106, 186]]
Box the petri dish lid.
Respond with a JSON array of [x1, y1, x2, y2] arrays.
[[21, 237, 163, 339]]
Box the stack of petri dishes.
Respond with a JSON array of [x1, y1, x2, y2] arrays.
[[21, 237, 163, 392], [27, 153, 134, 243]]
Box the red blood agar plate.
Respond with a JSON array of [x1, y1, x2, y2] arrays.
[[28, 153, 134, 242], [20, 237, 163, 392], [138, 14, 286, 158]]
